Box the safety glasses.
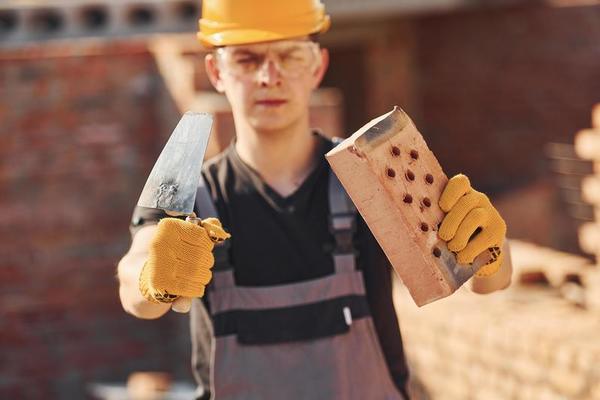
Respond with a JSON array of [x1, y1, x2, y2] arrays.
[[216, 40, 321, 79]]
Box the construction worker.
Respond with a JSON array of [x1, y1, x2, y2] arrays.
[[117, 1, 512, 399]]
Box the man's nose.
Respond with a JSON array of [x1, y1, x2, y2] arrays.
[[256, 59, 282, 87]]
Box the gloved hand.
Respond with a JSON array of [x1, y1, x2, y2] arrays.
[[139, 217, 230, 304], [438, 174, 506, 277]]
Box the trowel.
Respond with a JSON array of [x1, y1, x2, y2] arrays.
[[137, 111, 213, 312]]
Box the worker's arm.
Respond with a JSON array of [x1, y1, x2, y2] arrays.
[[117, 224, 171, 319], [470, 240, 512, 294]]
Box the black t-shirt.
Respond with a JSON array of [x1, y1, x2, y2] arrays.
[[131, 134, 410, 394]]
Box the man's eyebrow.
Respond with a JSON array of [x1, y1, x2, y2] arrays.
[[279, 45, 304, 54], [230, 48, 262, 56]]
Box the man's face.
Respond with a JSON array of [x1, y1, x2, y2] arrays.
[[206, 39, 328, 132]]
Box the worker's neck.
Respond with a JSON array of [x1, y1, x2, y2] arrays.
[[234, 114, 320, 197]]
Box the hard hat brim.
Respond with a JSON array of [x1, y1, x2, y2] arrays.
[[198, 17, 330, 48]]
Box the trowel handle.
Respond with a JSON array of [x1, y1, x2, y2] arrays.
[[171, 297, 192, 313], [185, 215, 203, 225], [169, 215, 203, 313]]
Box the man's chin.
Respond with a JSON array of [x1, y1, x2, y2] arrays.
[[248, 115, 298, 133]]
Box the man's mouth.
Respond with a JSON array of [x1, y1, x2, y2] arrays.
[[255, 99, 288, 106]]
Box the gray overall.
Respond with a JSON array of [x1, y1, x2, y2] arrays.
[[191, 152, 404, 400]]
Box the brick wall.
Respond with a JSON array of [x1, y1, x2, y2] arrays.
[[357, 4, 600, 251], [417, 4, 599, 194], [0, 40, 190, 398]]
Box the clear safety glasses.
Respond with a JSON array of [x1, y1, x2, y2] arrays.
[[216, 40, 321, 79]]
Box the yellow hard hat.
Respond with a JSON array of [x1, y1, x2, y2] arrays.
[[197, 0, 331, 48]]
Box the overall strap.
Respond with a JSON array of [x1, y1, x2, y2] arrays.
[[195, 176, 235, 288], [328, 137, 358, 274]]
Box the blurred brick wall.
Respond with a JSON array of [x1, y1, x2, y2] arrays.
[[0, 40, 191, 398], [414, 4, 600, 195], [356, 4, 600, 251], [417, 4, 600, 251]]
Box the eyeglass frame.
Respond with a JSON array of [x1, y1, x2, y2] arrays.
[[214, 39, 323, 79]]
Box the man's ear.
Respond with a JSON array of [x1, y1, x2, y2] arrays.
[[205, 53, 226, 93], [311, 48, 329, 89]]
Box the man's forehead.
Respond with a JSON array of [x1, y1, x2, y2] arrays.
[[223, 38, 314, 53]]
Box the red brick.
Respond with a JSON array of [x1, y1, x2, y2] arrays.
[[327, 107, 490, 306]]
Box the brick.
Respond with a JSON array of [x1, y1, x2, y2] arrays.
[[444, 335, 474, 363], [574, 349, 596, 372], [482, 366, 503, 388], [589, 380, 600, 400], [326, 107, 490, 306], [584, 272, 600, 309], [410, 346, 439, 371], [500, 375, 519, 398], [515, 384, 540, 400], [537, 387, 566, 400], [511, 358, 545, 383], [578, 222, 600, 255], [480, 351, 510, 375], [473, 387, 504, 400], [553, 344, 576, 369], [593, 103, 600, 129], [574, 129, 600, 161], [582, 175, 600, 205], [547, 367, 586, 397], [441, 378, 471, 400]]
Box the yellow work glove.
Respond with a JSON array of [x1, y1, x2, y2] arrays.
[[438, 174, 506, 277], [139, 217, 230, 303]]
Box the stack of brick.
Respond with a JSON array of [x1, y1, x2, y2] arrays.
[[576, 104, 600, 266], [397, 240, 600, 400]]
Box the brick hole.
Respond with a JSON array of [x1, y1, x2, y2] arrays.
[[433, 247, 441, 257], [565, 274, 582, 286], [420, 222, 429, 232], [410, 149, 419, 160], [403, 194, 413, 204], [174, 1, 198, 21], [520, 271, 550, 286], [405, 170, 415, 181], [80, 6, 109, 30], [31, 9, 64, 33], [425, 174, 434, 184], [128, 6, 156, 26], [386, 168, 396, 178], [0, 11, 18, 33], [391, 146, 401, 157], [422, 197, 431, 208]]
